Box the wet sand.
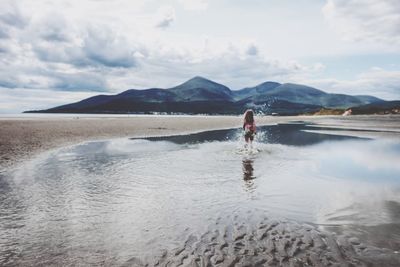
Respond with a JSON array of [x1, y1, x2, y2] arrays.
[[1, 114, 399, 170], [1, 115, 400, 266], [146, 216, 399, 267], [0, 115, 242, 169]]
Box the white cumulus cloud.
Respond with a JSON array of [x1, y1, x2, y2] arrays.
[[0, 0, 399, 113], [301, 68, 400, 100], [178, 0, 208, 10], [322, 0, 400, 46], [155, 6, 176, 29]]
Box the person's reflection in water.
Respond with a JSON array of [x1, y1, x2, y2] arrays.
[[242, 159, 256, 193]]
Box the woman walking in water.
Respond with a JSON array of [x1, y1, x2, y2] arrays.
[[243, 109, 256, 148]]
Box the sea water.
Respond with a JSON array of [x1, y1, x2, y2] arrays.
[[0, 123, 399, 265]]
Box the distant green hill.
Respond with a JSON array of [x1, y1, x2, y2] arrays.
[[234, 82, 382, 108], [233, 81, 281, 100], [351, 100, 400, 115], [25, 76, 389, 115]]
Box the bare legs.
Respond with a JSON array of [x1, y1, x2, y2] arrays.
[[244, 136, 254, 150]]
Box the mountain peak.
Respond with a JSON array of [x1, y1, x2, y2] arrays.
[[188, 76, 210, 82], [232, 81, 281, 100], [170, 76, 230, 91], [180, 76, 222, 87], [256, 81, 281, 87], [169, 76, 233, 101]]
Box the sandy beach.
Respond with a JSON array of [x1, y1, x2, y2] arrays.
[[1, 114, 400, 170], [1, 114, 400, 266], [0, 115, 241, 170]]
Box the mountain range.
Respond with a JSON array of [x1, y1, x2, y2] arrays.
[[26, 76, 393, 115]]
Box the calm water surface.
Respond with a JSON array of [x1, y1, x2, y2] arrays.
[[1, 123, 400, 265]]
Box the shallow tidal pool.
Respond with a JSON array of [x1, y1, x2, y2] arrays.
[[1, 123, 400, 266]]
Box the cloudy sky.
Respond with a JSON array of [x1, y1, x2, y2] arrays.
[[0, 0, 399, 113]]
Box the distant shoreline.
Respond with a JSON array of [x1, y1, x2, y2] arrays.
[[1, 115, 399, 170]]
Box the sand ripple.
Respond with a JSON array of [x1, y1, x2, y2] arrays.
[[128, 215, 400, 267]]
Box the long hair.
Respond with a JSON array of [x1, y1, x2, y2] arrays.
[[243, 109, 254, 124]]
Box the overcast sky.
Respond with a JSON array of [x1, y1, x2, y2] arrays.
[[1, 0, 399, 113]]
